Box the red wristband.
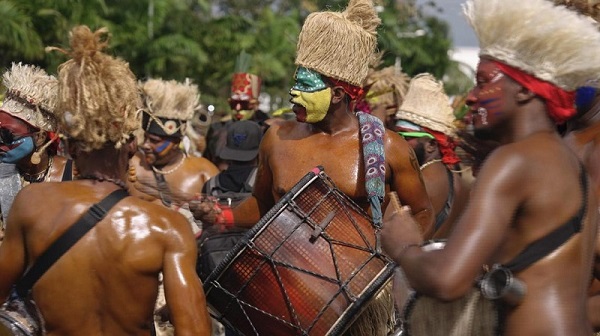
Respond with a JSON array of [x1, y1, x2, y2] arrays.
[[217, 207, 235, 227]]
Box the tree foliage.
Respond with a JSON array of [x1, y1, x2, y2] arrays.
[[0, 0, 468, 114]]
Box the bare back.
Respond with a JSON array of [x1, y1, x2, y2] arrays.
[[0, 180, 210, 336]]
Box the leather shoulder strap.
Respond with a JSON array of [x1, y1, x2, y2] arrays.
[[16, 188, 129, 297]]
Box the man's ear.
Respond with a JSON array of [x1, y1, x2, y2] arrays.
[[33, 131, 47, 147], [126, 137, 138, 159], [425, 139, 438, 154], [515, 85, 536, 104], [331, 86, 347, 104]]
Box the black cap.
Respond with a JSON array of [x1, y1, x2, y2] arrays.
[[219, 120, 262, 161]]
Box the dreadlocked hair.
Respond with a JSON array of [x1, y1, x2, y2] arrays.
[[50, 25, 140, 152]]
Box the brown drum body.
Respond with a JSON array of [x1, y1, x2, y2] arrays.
[[203, 169, 395, 336]]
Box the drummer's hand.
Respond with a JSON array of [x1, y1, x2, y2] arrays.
[[381, 193, 423, 262], [189, 195, 221, 226]]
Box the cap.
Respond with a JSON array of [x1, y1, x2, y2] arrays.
[[219, 120, 262, 161]]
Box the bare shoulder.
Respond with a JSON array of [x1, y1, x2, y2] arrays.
[[384, 129, 412, 154], [186, 156, 218, 172]]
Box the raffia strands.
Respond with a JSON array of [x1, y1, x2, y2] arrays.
[[397, 73, 456, 136], [343, 284, 395, 336], [553, 0, 600, 23], [2, 63, 59, 131], [464, 0, 600, 91], [52, 25, 140, 152], [365, 66, 410, 113], [140, 78, 200, 121], [295, 0, 381, 87]]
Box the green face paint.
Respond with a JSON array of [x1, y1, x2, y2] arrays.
[[292, 67, 328, 92]]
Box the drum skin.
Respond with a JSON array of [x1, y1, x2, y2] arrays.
[[203, 169, 396, 336]]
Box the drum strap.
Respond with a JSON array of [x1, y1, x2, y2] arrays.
[[15, 188, 129, 297], [356, 111, 386, 227]]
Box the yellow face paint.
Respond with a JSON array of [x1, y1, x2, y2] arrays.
[[290, 88, 331, 123]]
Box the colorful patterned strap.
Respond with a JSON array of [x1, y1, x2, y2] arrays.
[[357, 111, 386, 228]]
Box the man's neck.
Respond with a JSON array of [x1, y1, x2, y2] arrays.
[[312, 105, 358, 135]]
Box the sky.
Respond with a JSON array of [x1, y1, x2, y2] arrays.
[[417, 0, 478, 48]]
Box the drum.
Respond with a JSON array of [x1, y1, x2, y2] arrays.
[[0, 295, 42, 336], [203, 167, 396, 336], [400, 241, 499, 336]]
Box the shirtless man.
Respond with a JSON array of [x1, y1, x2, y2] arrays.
[[395, 74, 470, 239], [0, 26, 211, 336], [0, 63, 74, 231], [203, 0, 433, 235], [128, 78, 219, 228], [381, 0, 600, 334]]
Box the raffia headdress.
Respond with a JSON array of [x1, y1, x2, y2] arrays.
[[140, 78, 200, 137], [364, 66, 410, 116], [50, 25, 140, 152], [464, 0, 600, 91], [1, 63, 58, 132], [295, 0, 381, 87], [396, 73, 455, 136]]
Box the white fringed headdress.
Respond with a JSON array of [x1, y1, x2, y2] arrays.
[[140, 78, 200, 136], [2, 63, 58, 132], [464, 0, 600, 91]]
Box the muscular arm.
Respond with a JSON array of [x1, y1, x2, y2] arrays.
[[0, 191, 28, 303], [382, 147, 525, 300], [386, 132, 434, 235], [162, 213, 211, 336], [233, 127, 276, 228]]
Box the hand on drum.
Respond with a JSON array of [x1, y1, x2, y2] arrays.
[[188, 195, 221, 227], [381, 192, 424, 262]]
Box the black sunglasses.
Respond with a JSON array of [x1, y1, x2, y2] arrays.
[[0, 128, 34, 145]]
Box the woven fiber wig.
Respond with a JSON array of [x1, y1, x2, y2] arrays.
[[140, 78, 200, 137], [1, 63, 58, 132], [364, 66, 410, 116], [295, 0, 381, 87], [51, 25, 140, 152], [396, 73, 456, 136], [464, 0, 600, 91]]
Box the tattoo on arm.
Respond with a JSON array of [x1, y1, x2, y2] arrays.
[[408, 148, 425, 185]]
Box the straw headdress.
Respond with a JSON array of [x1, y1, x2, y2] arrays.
[[1, 63, 58, 132], [396, 73, 456, 136], [140, 78, 200, 137], [464, 0, 600, 91], [364, 66, 410, 116], [50, 25, 140, 152], [295, 0, 381, 87]]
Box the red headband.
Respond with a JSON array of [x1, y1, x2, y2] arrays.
[[324, 76, 365, 101], [424, 127, 460, 166], [492, 60, 576, 125]]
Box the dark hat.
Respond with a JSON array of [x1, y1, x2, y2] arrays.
[[219, 120, 262, 161]]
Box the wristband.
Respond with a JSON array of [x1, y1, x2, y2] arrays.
[[216, 207, 235, 227]]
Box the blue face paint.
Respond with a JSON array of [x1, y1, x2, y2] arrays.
[[575, 86, 597, 112], [155, 139, 172, 156], [1, 136, 35, 163]]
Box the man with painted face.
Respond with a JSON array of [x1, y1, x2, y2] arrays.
[[381, 0, 600, 334], [197, 0, 433, 241], [0, 63, 75, 234], [0, 25, 211, 336], [128, 78, 219, 218], [395, 74, 470, 239]]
